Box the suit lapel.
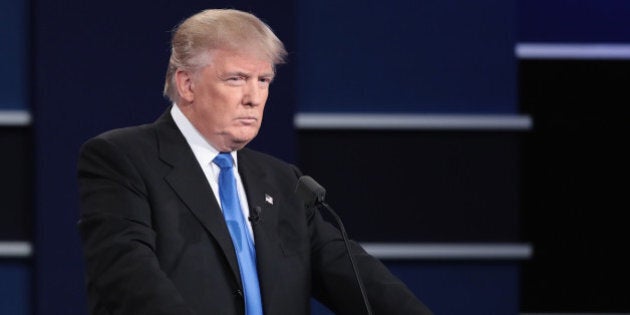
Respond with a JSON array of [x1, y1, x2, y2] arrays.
[[154, 111, 242, 287], [238, 149, 282, 314]]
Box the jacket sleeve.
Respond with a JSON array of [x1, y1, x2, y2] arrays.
[[77, 136, 195, 315]]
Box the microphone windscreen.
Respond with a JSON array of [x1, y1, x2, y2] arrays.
[[295, 175, 326, 207]]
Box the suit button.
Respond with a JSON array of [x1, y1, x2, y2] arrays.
[[233, 289, 243, 299]]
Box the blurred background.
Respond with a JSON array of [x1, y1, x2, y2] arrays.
[[1, 0, 629, 314]]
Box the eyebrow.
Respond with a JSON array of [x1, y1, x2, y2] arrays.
[[223, 71, 275, 79]]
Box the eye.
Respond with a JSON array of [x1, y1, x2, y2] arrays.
[[225, 76, 246, 86], [258, 77, 273, 86]]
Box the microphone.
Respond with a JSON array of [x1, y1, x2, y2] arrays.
[[295, 176, 373, 315], [295, 175, 326, 207]]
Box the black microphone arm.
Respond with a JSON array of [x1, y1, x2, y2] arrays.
[[295, 176, 373, 315]]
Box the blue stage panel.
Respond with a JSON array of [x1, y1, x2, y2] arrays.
[[0, 262, 31, 315], [519, 0, 630, 42], [297, 0, 517, 114], [0, 0, 27, 110]]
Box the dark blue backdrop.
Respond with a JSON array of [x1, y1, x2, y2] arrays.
[[0, 0, 27, 109], [24, 0, 630, 313], [519, 0, 630, 42], [297, 0, 517, 114], [32, 0, 524, 313], [32, 0, 523, 313]]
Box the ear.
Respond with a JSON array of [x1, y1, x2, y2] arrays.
[[175, 69, 195, 103]]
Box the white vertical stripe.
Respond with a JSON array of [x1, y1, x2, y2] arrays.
[[294, 113, 532, 130], [516, 43, 630, 59], [0, 110, 32, 126], [360, 243, 533, 260], [0, 241, 33, 258]]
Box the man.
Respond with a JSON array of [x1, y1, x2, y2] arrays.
[[78, 9, 432, 315]]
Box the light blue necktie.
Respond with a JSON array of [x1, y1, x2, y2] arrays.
[[213, 153, 263, 315]]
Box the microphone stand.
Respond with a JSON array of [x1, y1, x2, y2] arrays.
[[317, 201, 373, 315]]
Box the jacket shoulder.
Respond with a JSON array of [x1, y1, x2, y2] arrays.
[[239, 148, 299, 172], [79, 121, 161, 158]]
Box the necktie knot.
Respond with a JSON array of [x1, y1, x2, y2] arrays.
[[213, 152, 234, 170]]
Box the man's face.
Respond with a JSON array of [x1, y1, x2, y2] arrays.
[[182, 49, 274, 152]]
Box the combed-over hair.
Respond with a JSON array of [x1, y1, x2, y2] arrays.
[[163, 9, 287, 102]]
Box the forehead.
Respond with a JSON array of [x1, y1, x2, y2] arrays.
[[207, 49, 273, 73]]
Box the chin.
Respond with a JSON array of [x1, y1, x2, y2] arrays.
[[228, 137, 253, 150], [226, 128, 258, 147]]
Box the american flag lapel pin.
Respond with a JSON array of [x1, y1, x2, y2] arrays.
[[265, 194, 273, 205]]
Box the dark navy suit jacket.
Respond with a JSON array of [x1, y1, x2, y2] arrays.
[[77, 110, 432, 314]]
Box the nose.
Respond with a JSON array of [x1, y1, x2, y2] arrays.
[[243, 80, 264, 107]]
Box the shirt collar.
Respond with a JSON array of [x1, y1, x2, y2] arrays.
[[170, 104, 238, 168]]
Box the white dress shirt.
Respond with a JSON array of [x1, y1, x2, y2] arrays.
[[170, 104, 254, 239]]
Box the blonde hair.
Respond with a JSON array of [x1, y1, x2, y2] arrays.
[[163, 9, 287, 102]]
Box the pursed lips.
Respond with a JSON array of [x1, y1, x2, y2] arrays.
[[235, 116, 258, 125]]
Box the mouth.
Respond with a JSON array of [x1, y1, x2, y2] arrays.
[[235, 116, 258, 125]]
